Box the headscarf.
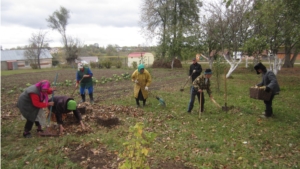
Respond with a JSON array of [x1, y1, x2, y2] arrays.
[[35, 80, 51, 103], [138, 64, 145, 73]]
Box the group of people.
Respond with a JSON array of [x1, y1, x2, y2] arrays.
[[17, 58, 280, 138], [185, 58, 280, 117], [17, 63, 93, 138]]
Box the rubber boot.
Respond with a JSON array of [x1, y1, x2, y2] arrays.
[[135, 98, 140, 108], [89, 93, 94, 104], [81, 94, 86, 103]]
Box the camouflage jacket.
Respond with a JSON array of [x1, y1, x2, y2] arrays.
[[192, 74, 212, 96]]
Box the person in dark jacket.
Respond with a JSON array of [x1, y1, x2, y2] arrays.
[[189, 58, 202, 82], [187, 69, 213, 113], [254, 62, 280, 118], [17, 80, 55, 138], [187, 58, 203, 112], [48, 96, 85, 135], [75, 63, 94, 103]]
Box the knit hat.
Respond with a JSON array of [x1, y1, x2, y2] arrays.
[[67, 100, 77, 110], [138, 64, 145, 73], [204, 69, 212, 75]]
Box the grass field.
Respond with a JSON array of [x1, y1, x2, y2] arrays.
[[1, 64, 300, 168]]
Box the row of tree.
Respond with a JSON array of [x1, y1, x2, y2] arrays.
[[140, 0, 300, 68]]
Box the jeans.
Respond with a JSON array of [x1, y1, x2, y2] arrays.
[[187, 86, 204, 112], [80, 86, 93, 95]]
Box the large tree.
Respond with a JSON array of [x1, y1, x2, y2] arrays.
[[24, 30, 50, 69], [46, 6, 80, 64], [140, 0, 202, 59]]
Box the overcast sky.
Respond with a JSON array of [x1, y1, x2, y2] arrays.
[[1, 0, 154, 49]]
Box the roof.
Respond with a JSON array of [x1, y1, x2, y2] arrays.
[[77, 56, 98, 64], [1, 49, 52, 61], [128, 52, 146, 58]]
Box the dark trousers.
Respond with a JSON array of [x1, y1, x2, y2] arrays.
[[24, 120, 40, 132], [188, 86, 205, 112], [264, 94, 275, 117], [136, 90, 146, 106]]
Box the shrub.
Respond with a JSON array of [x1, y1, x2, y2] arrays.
[[90, 61, 98, 69], [132, 61, 137, 69], [102, 59, 112, 69], [115, 60, 122, 68], [30, 63, 38, 69]]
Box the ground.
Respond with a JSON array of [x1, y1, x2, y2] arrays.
[[2, 66, 299, 168], [1, 68, 196, 169]]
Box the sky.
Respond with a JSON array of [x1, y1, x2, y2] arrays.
[[1, 0, 154, 49]]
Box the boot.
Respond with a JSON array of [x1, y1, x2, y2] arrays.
[[81, 94, 86, 103], [89, 93, 94, 104]]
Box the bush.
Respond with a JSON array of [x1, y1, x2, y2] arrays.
[[90, 61, 98, 69], [30, 63, 38, 69], [132, 61, 137, 69], [115, 60, 122, 68], [102, 59, 112, 69]]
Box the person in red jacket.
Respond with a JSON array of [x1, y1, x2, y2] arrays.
[[17, 80, 55, 138]]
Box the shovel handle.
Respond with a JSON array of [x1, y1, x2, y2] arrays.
[[71, 77, 84, 97], [48, 73, 58, 125]]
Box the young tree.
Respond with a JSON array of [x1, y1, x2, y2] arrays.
[[24, 30, 50, 69]]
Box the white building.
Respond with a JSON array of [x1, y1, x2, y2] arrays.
[[127, 52, 154, 68]]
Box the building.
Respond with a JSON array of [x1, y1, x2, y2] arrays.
[[76, 56, 98, 64], [1, 49, 53, 70], [127, 52, 154, 67]]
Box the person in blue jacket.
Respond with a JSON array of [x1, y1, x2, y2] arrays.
[[75, 63, 94, 103]]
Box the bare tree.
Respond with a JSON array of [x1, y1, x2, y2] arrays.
[[24, 30, 50, 69]]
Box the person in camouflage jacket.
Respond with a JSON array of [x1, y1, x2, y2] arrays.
[[187, 69, 213, 113]]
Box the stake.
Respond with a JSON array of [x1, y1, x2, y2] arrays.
[[198, 91, 202, 119]]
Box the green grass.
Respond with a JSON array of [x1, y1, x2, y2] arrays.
[[1, 64, 300, 168], [0, 67, 64, 76]]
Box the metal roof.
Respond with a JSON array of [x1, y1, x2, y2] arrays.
[[1, 49, 53, 61]]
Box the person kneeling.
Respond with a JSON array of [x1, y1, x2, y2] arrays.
[[48, 96, 85, 135]]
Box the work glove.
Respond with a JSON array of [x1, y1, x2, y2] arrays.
[[265, 87, 271, 93], [188, 76, 191, 79], [145, 86, 149, 91], [134, 79, 139, 84], [193, 70, 196, 73], [259, 86, 266, 90]]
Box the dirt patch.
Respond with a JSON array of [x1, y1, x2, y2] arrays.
[[67, 143, 196, 169]]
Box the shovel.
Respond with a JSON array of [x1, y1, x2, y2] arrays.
[[71, 77, 84, 97], [148, 90, 166, 107], [180, 72, 194, 92], [39, 73, 59, 137], [211, 98, 221, 108]]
